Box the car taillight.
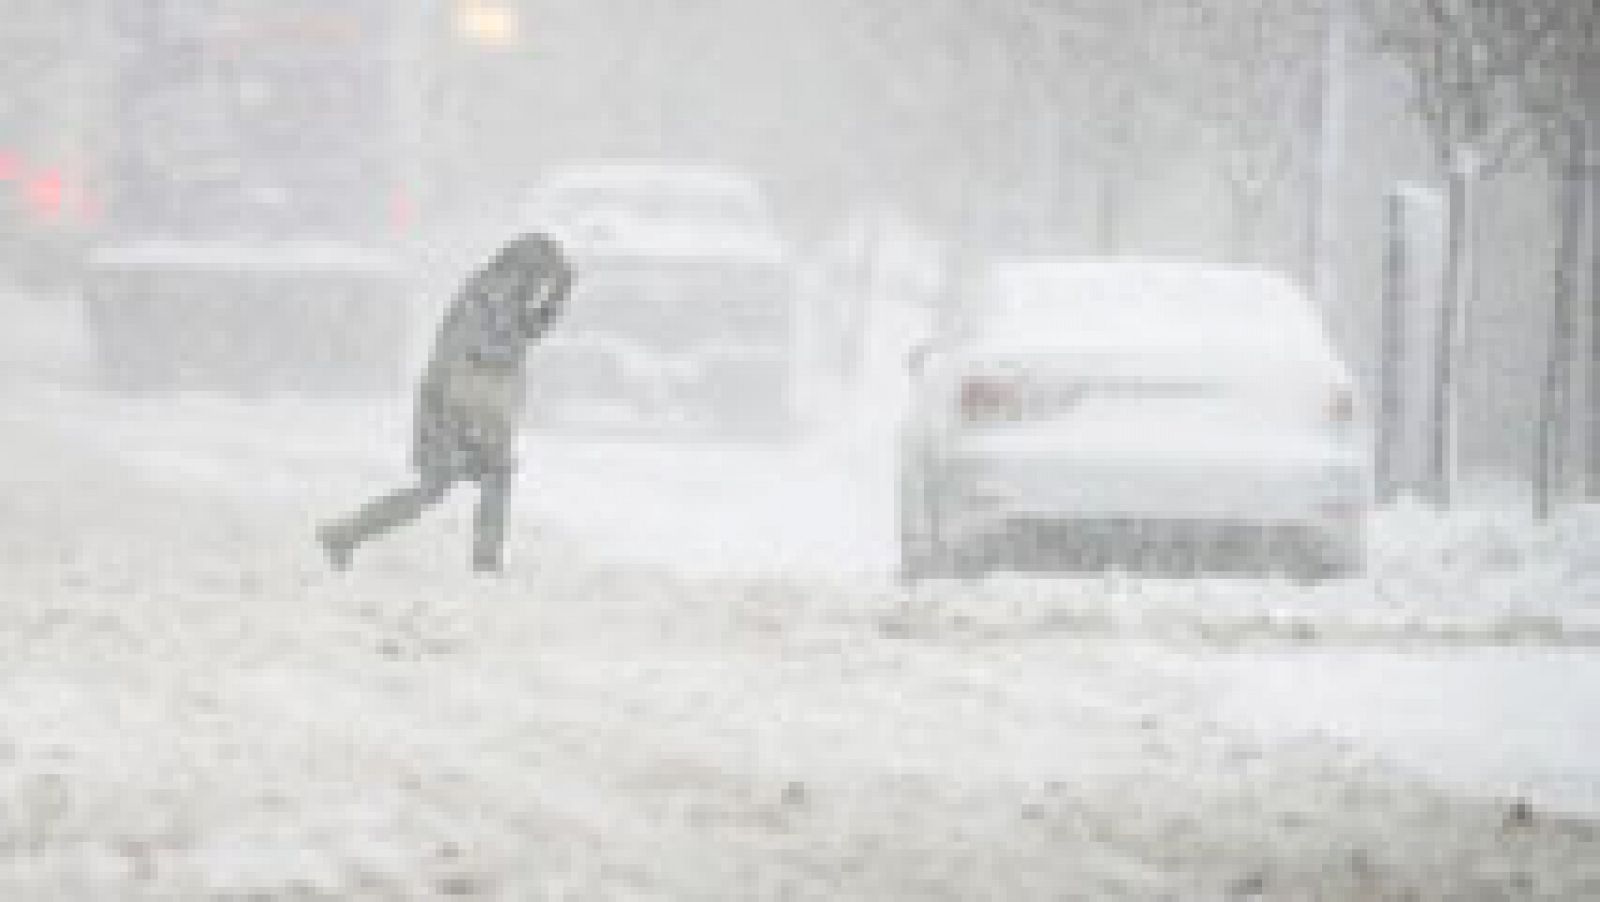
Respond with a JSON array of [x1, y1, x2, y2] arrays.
[[1326, 387, 1356, 425], [960, 377, 1020, 424]]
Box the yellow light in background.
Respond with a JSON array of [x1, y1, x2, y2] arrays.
[[456, 0, 519, 49]]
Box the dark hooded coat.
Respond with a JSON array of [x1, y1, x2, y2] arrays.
[[412, 233, 573, 478]]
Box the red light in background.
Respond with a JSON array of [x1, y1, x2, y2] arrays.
[[0, 151, 21, 181], [25, 168, 66, 219]]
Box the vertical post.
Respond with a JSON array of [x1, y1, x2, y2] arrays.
[[1537, 120, 1585, 519], [1378, 189, 1407, 504], [1429, 159, 1473, 509]]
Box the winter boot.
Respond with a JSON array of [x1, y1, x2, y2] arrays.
[[471, 549, 502, 575], [316, 524, 356, 572]]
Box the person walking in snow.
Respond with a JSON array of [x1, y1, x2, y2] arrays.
[[318, 231, 574, 573]]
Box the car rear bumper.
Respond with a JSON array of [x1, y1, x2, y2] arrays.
[[926, 452, 1370, 575], [942, 515, 1363, 576]]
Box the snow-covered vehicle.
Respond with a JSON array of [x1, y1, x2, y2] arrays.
[[82, 1, 418, 394], [521, 162, 804, 435], [899, 258, 1372, 581]]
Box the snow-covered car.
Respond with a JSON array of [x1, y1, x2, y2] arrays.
[[898, 258, 1372, 581], [520, 162, 805, 434]]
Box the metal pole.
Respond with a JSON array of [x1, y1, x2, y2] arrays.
[[1378, 189, 1407, 504], [1588, 115, 1600, 499]]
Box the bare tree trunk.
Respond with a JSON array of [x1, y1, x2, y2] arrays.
[[1096, 116, 1135, 255], [1588, 118, 1600, 500], [1537, 122, 1586, 519], [1427, 163, 1473, 508], [1378, 189, 1407, 505], [1096, 164, 1123, 255], [1229, 208, 1251, 265], [1227, 179, 1271, 268]]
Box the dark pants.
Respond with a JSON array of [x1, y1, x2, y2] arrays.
[[324, 468, 513, 570]]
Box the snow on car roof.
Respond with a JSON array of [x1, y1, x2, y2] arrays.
[[970, 257, 1331, 353]]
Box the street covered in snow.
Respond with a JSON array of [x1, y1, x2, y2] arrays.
[[4, 0, 1599, 897], [2, 301, 1599, 896]]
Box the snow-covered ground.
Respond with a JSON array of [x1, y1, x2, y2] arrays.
[[1192, 650, 1600, 819], [2, 290, 1599, 897]]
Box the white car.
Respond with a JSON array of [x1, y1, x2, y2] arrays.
[[898, 258, 1372, 581], [519, 162, 804, 435]]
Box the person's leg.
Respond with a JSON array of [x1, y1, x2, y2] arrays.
[[472, 468, 513, 572], [319, 472, 455, 570]]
